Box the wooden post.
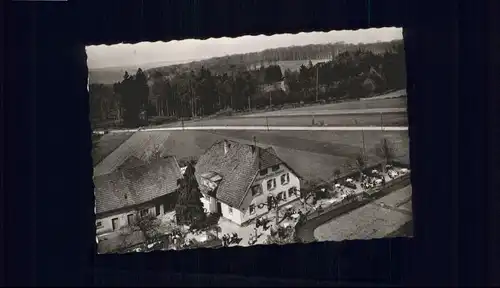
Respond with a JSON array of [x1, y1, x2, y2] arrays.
[[355, 119, 366, 155], [316, 66, 319, 102], [362, 129, 366, 156]]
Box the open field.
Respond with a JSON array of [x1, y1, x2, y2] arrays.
[[160, 112, 407, 128], [207, 130, 409, 160], [244, 96, 407, 118], [94, 129, 409, 183], [313, 184, 413, 241], [373, 185, 412, 208], [360, 89, 406, 101], [91, 90, 408, 133], [398, 200, 413, 213], [387, 220, 413, 237], [147, 95, 407, 130], [237, 108, 406, 118]]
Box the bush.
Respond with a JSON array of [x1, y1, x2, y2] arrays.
[[343, 182, 357, 189], [190, 213, 221, 231], [314, 188, 330, 200]]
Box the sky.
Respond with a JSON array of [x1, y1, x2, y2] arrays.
[[86, 27, 402, 69]]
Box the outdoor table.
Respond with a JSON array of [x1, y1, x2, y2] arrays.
[[285, 204, 293, 210], [346, 178, 353, 182], [291, 213, 300, 219], [335, 184, 341, 188]]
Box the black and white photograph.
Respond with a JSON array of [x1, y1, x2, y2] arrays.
[[88, 27, 412, 254]]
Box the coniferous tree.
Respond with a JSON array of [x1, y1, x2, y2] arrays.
[[119, 72, 142, 127], [174, 162, 206, 226]]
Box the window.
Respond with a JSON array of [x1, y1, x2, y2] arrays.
[[288, 187, 297, 197], [277, 192, 286, 201], [127, 214, 135, 225], [271, 165, 280, 172], [251, 185, 262, 196], [267, 178, 277, 191], [280, 173, 290, 185], [228, 207, 233, 215], [259, 169, 267, 176], [96, 221, 102, 228], [111, 218, 119, 231], [140, 209, 149, 217], [249, 204, 256, 215]]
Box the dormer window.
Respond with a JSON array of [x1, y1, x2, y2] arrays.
[[259, 169, 267, 176], [251, 185, 262, 196], [271, 165, 280, 172]]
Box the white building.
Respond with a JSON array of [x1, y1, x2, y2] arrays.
[[195, 139, 301, 225]]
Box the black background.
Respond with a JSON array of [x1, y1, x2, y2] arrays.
[[4, 0, 498, 286]]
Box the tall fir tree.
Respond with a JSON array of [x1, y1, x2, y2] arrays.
[[174, 162, 206, 226]]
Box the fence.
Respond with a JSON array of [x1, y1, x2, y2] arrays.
[[303, 197, 359, 221], [364, 173, 411, 196]]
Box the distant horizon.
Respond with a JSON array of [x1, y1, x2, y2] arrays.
[[87, 28, 403, 70]]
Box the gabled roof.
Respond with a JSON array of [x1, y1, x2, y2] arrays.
[[94, 156, 182, 215], [93, 131, 171, 177], [194, 140, 291, 209], [120, 156, 146, 170]]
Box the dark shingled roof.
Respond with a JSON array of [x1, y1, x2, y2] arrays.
[[194, 140, 287, 209], [94, 156, 182, 215]]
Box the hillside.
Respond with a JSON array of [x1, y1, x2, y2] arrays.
[[88, 40, 402, 84], [88, 67, 138, 85]]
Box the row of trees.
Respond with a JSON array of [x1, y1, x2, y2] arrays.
[[89, 42, 406, 128], [149, 40, 401, 76]]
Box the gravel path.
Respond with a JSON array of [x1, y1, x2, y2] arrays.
[[313, 184, 412, 242], [295, 179, 411, 243]]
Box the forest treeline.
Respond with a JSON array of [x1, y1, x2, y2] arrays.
[[89, 40, 406, 128]]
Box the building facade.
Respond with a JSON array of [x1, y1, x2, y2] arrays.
[[94, 156, 183, 235], [195, 139, 301, 226]]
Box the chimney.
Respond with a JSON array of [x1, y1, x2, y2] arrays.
[[223, 140, 229, 155]]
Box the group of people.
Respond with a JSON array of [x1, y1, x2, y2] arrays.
[[387, 169, 401, 179], [361, 175, 385, 190], [248, 227, 263, 246], [255, 217, 272, 231], [221, 233, 242, 247]]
